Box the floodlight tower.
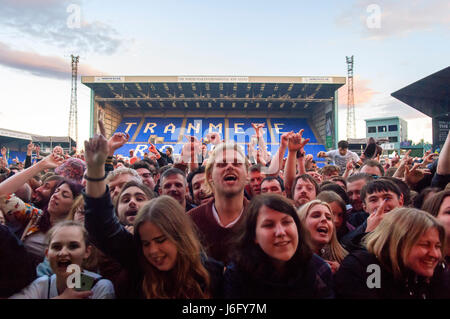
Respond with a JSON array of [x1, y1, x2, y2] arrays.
[[68, 55, 79, 148], [346, 55, 356, 139]]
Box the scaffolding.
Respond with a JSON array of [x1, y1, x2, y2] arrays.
[[346, 55, 356, 139], [68, 55, 79, 149]]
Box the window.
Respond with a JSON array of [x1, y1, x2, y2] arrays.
[[388, 125, 398, 132], [388, 136, 398, 142], [368, 126, 376, 133], [378, 126, 387, 133]]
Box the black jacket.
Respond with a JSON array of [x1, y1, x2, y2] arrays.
[[340, 221, 368, 253], [335, 250, 450, 299], [83, 187, 223, 298], [0, 225, 36, 298], [223, 254, 334, 299]]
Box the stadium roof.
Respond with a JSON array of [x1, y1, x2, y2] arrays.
[[0, 128, 75, 144], [364, 116, 403, 122], [82, 75, 346, 110], [391, 66, 450, 118]]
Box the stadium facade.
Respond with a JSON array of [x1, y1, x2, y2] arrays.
[[82, 75, 346, 165]]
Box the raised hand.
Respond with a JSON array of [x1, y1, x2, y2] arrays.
[[404, 163, 432, 185], [280, 131, 292, 149], [400, 150, 412, 165], [27, 141, 35, 154], [365, 198, 389, 233], [40, 153, 65, 170], [1, 147, 6, 157], [346, 159, 354, 171], [84, 134, 109, 169], [421, 151, 438, 167], [147, 143, 157, 154], [288, 129, 309, 152], [317, 151, 327, 158], [205, 132, 221, 146], [251, 123, 265, 138], [181, 135, 202, 163], [107, 132, 129, 155]]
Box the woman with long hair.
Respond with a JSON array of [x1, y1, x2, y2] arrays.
[[317, 191, 355, 242], [83, 132, 223, 298], [1, 177, 82, 267], [10, 220, 115, 299], [135, 196, 216, 298], [224, 194, 334, 298], [297, 200, 348, 274], [335, 208, 449, 299], [422, 190, 450, 262]]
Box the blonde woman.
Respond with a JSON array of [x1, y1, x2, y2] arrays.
[[335, 208, 449, 299], [297, 200, 348, 274]]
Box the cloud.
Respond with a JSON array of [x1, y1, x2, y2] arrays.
[[0, 42, 106, 79], [335, 0, 450, 39], [337, 75, 379, 107], [0, 0, 124, 55]]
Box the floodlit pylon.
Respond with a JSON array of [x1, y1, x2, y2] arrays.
[[68, 55, 79, 147], [346, 55, 356, 139]]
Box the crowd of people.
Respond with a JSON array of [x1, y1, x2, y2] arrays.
[[0, 120, 449, 299]]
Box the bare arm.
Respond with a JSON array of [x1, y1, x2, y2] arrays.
[[0, 154, 64, 196], [267, 132, 289, 176], [437, 130, 450, 175], [393, 150, 412, 178], [284, 130, 309, 198], [85, 120, 109, 198]]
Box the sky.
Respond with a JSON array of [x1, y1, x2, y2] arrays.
[[0, 0, 448, 147]]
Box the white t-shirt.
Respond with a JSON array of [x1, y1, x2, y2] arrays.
[[212, 203, 244, 228], [325, 149, 360, 172], [9, 270, 115, 299]]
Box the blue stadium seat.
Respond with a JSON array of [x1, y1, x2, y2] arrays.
[[112, 116, 327, 161], [270, 118, 317, 143], [114, 117, 141, 140], [228, 118, 271, 144], [6, 151, 27, 165], [184, 118, 225, 141], [134, 117, 184, 143]]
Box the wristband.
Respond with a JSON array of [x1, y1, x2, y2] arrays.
[[84, 173, 108, 182], [296, 150, 305, 158]]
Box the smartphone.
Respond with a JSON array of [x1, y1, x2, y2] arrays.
[[149, 136, 156, 144], [75, 273, 96, 292]]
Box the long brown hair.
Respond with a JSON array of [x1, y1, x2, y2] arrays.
[[134, 196, 210, 298]]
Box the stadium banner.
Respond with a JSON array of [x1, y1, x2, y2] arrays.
[[0, 129, 32, 140], [177, 76, 249, 82], [381, 143, 395, 150], [325, 111, 333, 149], [94, 76, 125, 82], [438, 119, 449, 144], [302, 76, 333, 84]]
